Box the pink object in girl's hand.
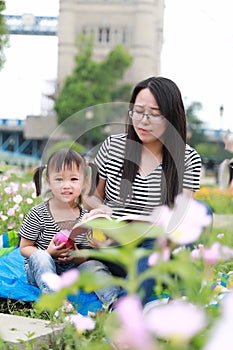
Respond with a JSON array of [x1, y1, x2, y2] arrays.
[[53, 230, 75, 249]]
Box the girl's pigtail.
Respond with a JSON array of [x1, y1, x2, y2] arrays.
[[87, 162, 99, 196], [33, 165, 47, 196]]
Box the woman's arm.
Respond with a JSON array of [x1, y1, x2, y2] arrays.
[[82, 178, 112, 217], [183, 188, 194, 198]]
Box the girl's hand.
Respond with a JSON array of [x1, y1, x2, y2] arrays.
[[47, 239, 74, 260]]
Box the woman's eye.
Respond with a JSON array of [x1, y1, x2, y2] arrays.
[[135, 107, 144, 113]]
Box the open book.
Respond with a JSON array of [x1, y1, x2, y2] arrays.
[[69, 213, 151, 243]]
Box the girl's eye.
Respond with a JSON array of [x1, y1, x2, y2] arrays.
[[71, 177, 79, 181], [55, 178, 63, 182]]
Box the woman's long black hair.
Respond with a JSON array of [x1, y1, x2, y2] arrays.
[[120, 76, 187, 206]]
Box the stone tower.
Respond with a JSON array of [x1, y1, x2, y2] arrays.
[[57, 0, 164, 89]]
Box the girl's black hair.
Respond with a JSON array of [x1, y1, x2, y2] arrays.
[[33, 149, 99, 199], [120, 76, 186, 206]]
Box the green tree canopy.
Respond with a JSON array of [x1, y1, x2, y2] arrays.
[[185, 101, 208, 147], [0, 1, 9, 70], [55, 35, 133, 125]]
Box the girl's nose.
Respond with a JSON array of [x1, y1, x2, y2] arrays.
[[62, 181, 71, 187]]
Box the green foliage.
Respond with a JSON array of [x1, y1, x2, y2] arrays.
[[196, 141, 233, 162], [1, 169, 233, 349], [43, 141, 85, 162], [54, 34, 132, 145], [0, 170, 40, 234], [0, 1, 9, 70], [186, 102, 208, 147]]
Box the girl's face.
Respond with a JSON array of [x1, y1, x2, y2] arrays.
[[132, 88, 167, 145], [46, 162, 83, 205]]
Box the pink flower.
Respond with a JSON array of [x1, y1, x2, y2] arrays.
[[217, 233, 224, 239], [4, 187, 12, 195], [148, 247, 170, 266], [148, 252, 159, 266], [115, 295, 155, 350], [26, 197, 33, 204], [190, 247, 202, 261], [42, 269, 79, 292], [7, 208, 15, 216], [145, 300, 207, 342], [67, 313, 96, 331], [151, 194, 211, 245], [202, 242, 221, 265]]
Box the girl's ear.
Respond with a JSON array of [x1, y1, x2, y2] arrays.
[[45, 177, 50, 186]]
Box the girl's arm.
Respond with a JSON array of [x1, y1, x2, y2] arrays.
[[20, 237, 38, 258], [20, 236, 72, 260]]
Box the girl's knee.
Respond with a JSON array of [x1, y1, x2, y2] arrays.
[[29, 250, 53, 267]]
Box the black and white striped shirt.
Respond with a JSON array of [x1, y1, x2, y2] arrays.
[[95, 134, 202, 217], [19, 201, 90, 251]]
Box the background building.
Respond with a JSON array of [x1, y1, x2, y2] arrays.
[[57, 0, 164, 89]]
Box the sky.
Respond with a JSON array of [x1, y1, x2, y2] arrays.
[[0, 0, 233, 132]]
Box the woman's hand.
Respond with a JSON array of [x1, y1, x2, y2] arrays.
[[88, 237, 115, 249], [82, 205, 112, 221]]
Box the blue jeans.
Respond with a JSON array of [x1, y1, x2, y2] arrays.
[[137, 238, 156, 304], [25, 250, 122, 308]]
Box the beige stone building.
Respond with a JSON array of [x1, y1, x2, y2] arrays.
[[57, 0, 164, 89]]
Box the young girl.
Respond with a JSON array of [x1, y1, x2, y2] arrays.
[[19, 149, 121, 309]]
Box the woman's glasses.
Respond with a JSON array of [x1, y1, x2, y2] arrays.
[[128, 110, 165, 123]]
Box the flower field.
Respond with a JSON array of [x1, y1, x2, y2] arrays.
[[194, 187, 233, 214], [0, 170, 233, 350]]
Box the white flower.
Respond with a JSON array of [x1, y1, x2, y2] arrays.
[[13, 194, 23, 204], [0, 214, 8, 221]]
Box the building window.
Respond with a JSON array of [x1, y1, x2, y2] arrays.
[[98, 28, 103, 42], [98, 27, 111, 43]]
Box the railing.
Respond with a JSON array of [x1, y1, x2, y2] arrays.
[[3, 14, 58, 36]]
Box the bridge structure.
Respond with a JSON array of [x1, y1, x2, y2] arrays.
[[0, 118, 48, 167], [3, 14, 57, 36], [0, 14, 59, 168]]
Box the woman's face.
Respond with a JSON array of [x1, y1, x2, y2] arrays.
[[132, 88, 167, 145]]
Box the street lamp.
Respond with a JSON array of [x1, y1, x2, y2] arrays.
[[219, 105, 224, 131]]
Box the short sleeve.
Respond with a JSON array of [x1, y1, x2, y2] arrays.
[[183, 145, 202, 191], [19, 206, 44, 241], [94, 136, 111, 179]]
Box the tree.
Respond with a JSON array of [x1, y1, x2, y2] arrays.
[[0, 1, 9, 70], [185, 101, 208, 147], [55, 34, 133, 126]]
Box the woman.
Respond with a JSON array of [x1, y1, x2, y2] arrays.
[[85, 76, 201, 215], [84, 76, 203, 305]]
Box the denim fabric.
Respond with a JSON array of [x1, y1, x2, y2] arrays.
[[25, 250, 78, 293], [25, 250, 122, 307], [137, 238, 156, 305], [77, 260, 123, 308]]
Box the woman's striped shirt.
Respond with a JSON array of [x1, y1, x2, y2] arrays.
[[19, 201, 90, 251], [95, 133, 202, 218]]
